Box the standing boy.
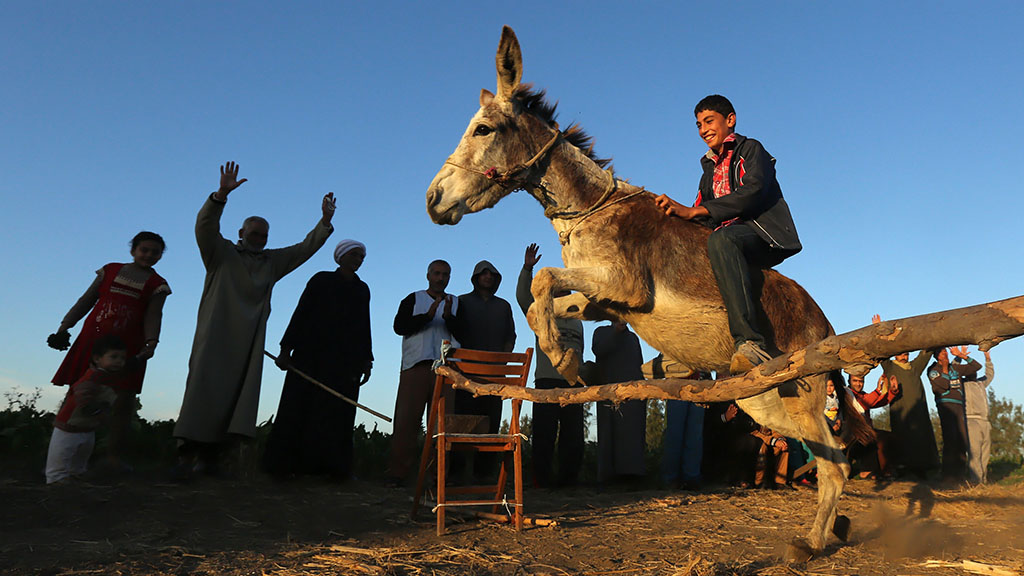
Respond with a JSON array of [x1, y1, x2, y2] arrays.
[[45, 334, 126, 484], [654, 95, 801, 374]]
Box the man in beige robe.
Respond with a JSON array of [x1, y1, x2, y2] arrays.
[[173, 161, 334, 472]]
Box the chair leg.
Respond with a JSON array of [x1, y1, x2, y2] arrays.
[[411, 447, 434, 519], [492, 452, 509, 515], [514, 440, 524, 531], [412, 400, 439, 519], [437, 438, 447, 536]]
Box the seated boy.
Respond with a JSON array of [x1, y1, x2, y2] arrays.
[[847, 373, 898, 478], [44, 334, 126, 484], [655, 95, 801, 374]]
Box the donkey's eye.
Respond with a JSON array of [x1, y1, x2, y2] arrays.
[[473, 125, 493, 137]]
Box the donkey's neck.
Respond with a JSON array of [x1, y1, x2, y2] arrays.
[[527, 140, 615, 226]]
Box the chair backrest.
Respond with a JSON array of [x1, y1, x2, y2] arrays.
[[436, 346, 533, 435]]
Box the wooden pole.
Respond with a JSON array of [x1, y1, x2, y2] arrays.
[[448, 294, 1024, 404], [263, 350, 392, 422]]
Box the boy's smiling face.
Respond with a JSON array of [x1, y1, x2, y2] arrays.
[[696, 109, 736, 155]]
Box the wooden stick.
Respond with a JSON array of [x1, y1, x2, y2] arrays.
[[263, 350, 392, 422], [792, 459, 818, 480], [449, 294, 1024, 404], [468, 509, 557, 527], [419, 499, 557, 526]]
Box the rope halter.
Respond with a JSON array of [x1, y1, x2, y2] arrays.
[[444, 123, 564, 192]]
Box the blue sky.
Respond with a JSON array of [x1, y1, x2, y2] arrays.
[[2, 2, 1022, 434]]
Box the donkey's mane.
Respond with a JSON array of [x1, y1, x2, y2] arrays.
[[513, 85, 611, 169]]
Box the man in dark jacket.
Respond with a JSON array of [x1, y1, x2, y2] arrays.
[[928, 346, 980, 482], [655, 95, 801, 374], [451, 260, 516, 480]]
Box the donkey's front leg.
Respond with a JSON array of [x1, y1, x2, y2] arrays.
[[529, 266, 650, 382]]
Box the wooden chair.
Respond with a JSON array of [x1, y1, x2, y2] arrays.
[[411, 345, 533, 535]]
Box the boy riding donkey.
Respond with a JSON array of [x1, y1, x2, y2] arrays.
[[655, 95, 801, 374]]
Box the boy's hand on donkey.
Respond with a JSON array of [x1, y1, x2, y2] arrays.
[[654, 194, 706, 220], [654, 194, 686, 217]]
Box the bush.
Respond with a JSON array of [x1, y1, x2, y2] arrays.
[[989, 388, 1024, 461], [0, 388, 52, 471], [6, 382, 1020, 487], [990, 455, 1024, 485], [645, 400, 666, 478], [352, 422, 391, 481]]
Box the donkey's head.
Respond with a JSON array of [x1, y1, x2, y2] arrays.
[[426, 26, 559, 225]]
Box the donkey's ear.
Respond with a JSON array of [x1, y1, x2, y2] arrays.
[[480, 89, 495, 107], [495, 26, 522, 99]]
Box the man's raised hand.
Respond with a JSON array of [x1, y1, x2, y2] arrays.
[[216, 161, 247, 200], [321, 192, 336, 226], [724, 403, 739, 422], [524, 243, 541, 267]]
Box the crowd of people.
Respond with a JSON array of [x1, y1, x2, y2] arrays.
[[830, 340, 995, 486], [41, 96, 1000, 491]]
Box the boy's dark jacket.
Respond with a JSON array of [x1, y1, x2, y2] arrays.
[[695, 134, 802, 260]]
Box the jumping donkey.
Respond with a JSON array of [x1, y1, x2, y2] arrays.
[[426, 26, 863, 560]]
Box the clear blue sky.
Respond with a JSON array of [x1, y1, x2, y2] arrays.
[[2, 2, 1022, 433]]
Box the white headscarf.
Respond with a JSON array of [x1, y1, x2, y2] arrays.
[[334, 239, 366, 264]]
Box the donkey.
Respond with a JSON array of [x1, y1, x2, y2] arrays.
[[427, 26, 857, 560]]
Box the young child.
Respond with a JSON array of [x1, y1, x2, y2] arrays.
[[44, 334, 127, 484], [824, 377, 842, 435], [654, 95, 801, 374]]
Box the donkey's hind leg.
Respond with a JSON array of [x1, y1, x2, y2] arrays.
[[782, 373, 850, 562]]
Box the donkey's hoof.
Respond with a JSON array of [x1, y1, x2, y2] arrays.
[[831, 514, 851, 541], [783, 538, 817, 563], [556, 348, 580, 383], [729, 352, 756, 375]]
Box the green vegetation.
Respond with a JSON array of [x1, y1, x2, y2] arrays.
[[989, 387, 1024, 460], [3, 387, 1022, 485]]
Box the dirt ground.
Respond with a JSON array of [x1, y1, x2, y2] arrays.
[[2, 471, 1022, 576]]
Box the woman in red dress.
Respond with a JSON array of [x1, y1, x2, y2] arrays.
[[49, 231, 171, 470]]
